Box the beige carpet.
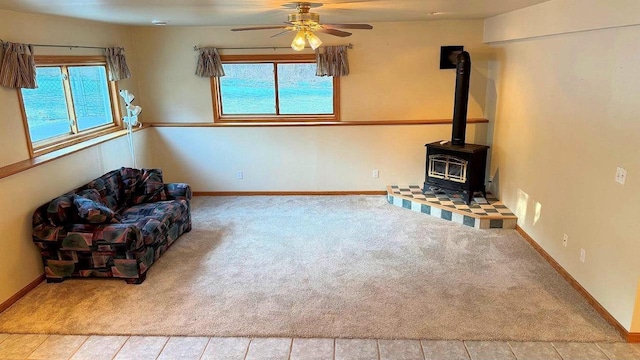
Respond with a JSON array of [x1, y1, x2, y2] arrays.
[[0, 196, 621, 341]]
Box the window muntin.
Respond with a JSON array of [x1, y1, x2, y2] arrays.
[[212, 54, 339, 122], [19, 56, 120, 156]]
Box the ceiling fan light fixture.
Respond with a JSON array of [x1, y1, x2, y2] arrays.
[[291, 30, 307, 51], [230, 2, 372, 50], [306, 31, 322, 50]]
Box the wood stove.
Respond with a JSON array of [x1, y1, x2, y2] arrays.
[[424, 51, 489, 204], [424, 142, 488, 204]]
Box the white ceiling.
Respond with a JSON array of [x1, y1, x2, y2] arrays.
[[0, 0, 549, 26]]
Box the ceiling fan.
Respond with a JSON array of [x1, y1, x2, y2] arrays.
[[231, 2, 373, 51]]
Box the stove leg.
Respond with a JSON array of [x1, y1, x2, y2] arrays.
[[466, 191, 473, 205]]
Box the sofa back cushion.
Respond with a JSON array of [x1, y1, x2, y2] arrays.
[[120, 167, 142, 207], [76, 189, 103, 203], [134, 169, 167, 204], [85, 169, 123, 211], [120, 167, 167, 206]]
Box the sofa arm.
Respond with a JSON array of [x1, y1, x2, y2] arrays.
[[33, 222, 146, 281], [33, 223, 144, 253], [165, 183, 192, 202]]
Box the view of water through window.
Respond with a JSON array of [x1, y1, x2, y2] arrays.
[[21, 66, 113, 143], [23, 62, 332, 145], [21, 67, 70, 142], [220, 63, 276, 114], [69, 66, 113, 131], [219, 63, 333, 115]]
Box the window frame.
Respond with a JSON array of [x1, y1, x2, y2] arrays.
[[211, 54, 340, 123], [18, 55, 122, 157]]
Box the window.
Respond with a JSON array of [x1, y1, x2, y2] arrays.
[[19, 56, 121, 156], [212, 54, 339, 122]]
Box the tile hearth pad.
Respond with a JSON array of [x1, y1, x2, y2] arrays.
[[387, 185, 517, 229]]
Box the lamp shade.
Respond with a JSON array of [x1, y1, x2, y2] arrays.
[[306, 31, 323, 50], [291, 30, 306, 51]]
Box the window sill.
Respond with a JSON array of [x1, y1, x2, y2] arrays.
[[0, 125, 149, 181], [31, 125, 124, 157]]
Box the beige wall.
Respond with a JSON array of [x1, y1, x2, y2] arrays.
[[131, 20, 489, 123], [0, 10, 150, 305], [133, 20, 492, 191], [484, 0, 640, 331], [483, 0, 640, 43], [633, 281, 640, 332], [148, 124, 487, 192]]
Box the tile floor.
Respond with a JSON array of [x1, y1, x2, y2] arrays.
[[0, 334, 639, 360]]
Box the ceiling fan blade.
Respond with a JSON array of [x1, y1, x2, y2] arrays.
[[271, 30, 292, 38], [323, 24, 373, 30], [231, 25, 289, 31], [317, 28, 352, 37]]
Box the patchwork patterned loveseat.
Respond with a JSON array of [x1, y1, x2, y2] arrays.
[[32, 168, 192, 284]]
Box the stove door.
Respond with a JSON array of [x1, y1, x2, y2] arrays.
[[428, 155, 467, 183]]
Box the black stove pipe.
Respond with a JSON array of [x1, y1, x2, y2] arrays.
[[451, 51, 471, 146]]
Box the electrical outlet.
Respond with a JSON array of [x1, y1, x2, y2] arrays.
[[236, 171, 243, 180], [562, 234, 568, 247], [615, 167, 627, 185], [580, 248, 586, 263], [372, 170, 379, 178]]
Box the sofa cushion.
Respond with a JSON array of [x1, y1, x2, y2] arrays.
[[73, 195, 119, 224], [85, 169, 122, 211], [134, 169, 167, 205], [120, 200, 187, 226], [120, 200, 189, 247]]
